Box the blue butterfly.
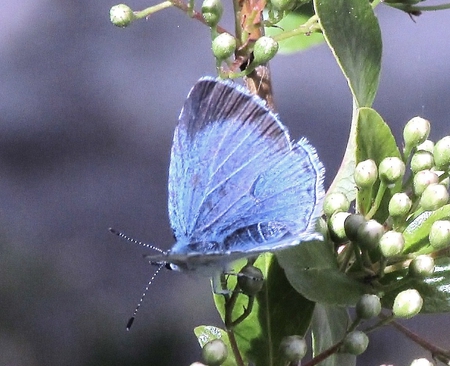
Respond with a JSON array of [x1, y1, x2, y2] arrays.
[[144, 76, 325, 288]]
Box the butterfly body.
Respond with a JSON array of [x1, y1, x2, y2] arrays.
[[147, 77, 325, 286]]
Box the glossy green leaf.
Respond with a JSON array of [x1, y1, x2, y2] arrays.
[[403, 204, 450, 254], [212, 254, 315, 366], [277, 239, 369, 306], [381, 257, 450, 313], [314, 0, 382, 107], [311, 304, 356, 366]]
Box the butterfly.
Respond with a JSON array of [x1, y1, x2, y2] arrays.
[[112, 77, 325, 327]]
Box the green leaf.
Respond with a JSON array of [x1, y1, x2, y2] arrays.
[[213, 254, 315, 366], [355, 108, 402, 220], [265, 12, 324, 54], [277, 239, 369, 306], [313, 0, 382, 107], [381, 257, 450, 313], [403, 204, 450, 254], [311, 304, 356, 366]]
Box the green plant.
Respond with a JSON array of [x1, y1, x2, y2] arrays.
[[110, 1, 450, 365]]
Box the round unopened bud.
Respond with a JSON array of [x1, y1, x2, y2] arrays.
[[354, 159, 378, 189], [356, 219, 384, 250], [433, 136, 450, 170], [110, 4, 136, 27], [419, 183, 449, 211], [410, 151, 434, 174], [344, 214, 366, 242], [356, 294, 381, 319], [429, 220, 450, 249], [253, 37, 278, 65], [388, 192, 412, 218], [202, 339, 228, 366], [270, 0, 296, 11], [202, 0, 223, 27], [410, 358, 434, 366], [341, 331, 369, 355], [328, 212, 351, 243], [409, 255, 434, 278], [212, 33, 236, 60], [393, 289, 423, 318], [379, 230, 405, 257], [379, 157, 405, 186], [190, 363, 207, 366], [417, 140, 434, 153], [403, 117, 430, 148], [323, 192, 350, 217], [279, 335, 307, 362], [413, 170, 439, 196], [237, 264, 264, 296]]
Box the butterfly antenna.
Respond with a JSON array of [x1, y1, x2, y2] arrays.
[[126, 262, 165, 331], [109, 227, 165, 254]]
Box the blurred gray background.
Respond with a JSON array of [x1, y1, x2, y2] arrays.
[[1, 0, 450, 365]]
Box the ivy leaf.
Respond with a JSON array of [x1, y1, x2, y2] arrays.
[[313, 0, 382, 107]]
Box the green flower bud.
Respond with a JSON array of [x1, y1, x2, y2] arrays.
[[379, 157, 405, 186], [410, 151, 434, 174], [279, 335, 307, 362], [323, 192, 350, 217], [356, 294, 382, 319], [212, 33, 236, 60], [328, 212, 351, 243], [388, 192, 412, 218], [393, 289, 423, 318], [403, 116, 430, 148], [341, 331, 369, 355], [202, 0, 223, 27], [413, 170, 439, 196], [410, 358, 434, 366], [429, 220, 450, 249], [253, 37, 278, 65], [419, 183, 449, 211], [237, 264, 264, 296], [202, 339, 228, 366], [354, 159, 378, 189], [409, 255, 434, 278], [110, 4, 136, 28], [379, 230, 405, 257], [356, 219, 384, 250], [433, 136, 450, 170], [270, 0, 296, 11], [344, 214, 366, 242], [417, 139, 434, 153]]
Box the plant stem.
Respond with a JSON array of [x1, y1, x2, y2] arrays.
[[302, 340, 344, 366], [134, 1, 174, 18]]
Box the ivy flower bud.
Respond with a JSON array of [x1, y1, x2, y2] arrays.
[[379, 230, 405, 257], [410, 358, 434, 366], [323, 192, 350, 217], [410, 151, 434, 174], [379, 157, 405, 187], [341, 331, 369, 355], [354, 159, 378, 189], [417, 139, 434, 153], [403, 116, 430, 148], [356, 294, 381, 319], [279, 335, 307, 362], [253, 37, 278, 65], [409, 255, 435, 278], [110, 4, 136, 27], [388, 192, 412, 218], [413, 170, 439, 196], [237, 264, 264, 296], [202, 0, 223, 27], [429, 220, 450, 249], [356, 219, 384, 250], [202, 339, 228, 366], [328, 211, 351, 243], [212, 33, 236, 60], [419, 183, 449, 211], [344, 214, 366, 242], [393, 289, 423, 318], [433, 136, 450, 170]]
